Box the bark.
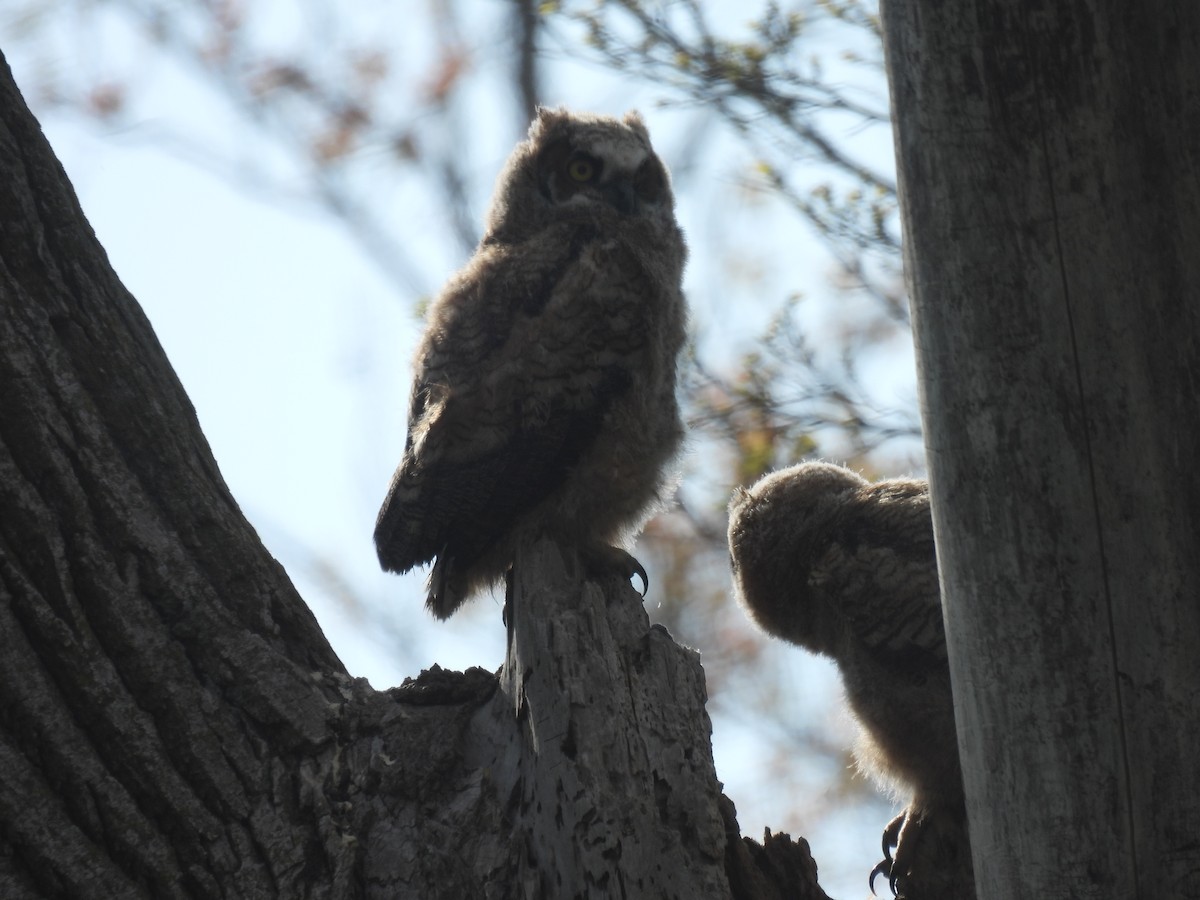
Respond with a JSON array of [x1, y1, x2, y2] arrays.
[[882, 2, 1200, 898], [0, 51, 826, 899]]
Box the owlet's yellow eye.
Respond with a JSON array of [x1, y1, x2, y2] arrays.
[[567, 158, 595, 182]]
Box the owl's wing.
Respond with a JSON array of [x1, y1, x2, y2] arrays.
[[374, 230, 653, 581], [810, 480, 946, 670]]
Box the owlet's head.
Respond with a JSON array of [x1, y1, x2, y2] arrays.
[[483, 107, 678, 243]]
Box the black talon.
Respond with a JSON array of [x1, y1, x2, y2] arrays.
[[869, 811, 906, 897], [869, 857, 892, 896], [579, 544, 649, 596], [630, 558, 649, 596]]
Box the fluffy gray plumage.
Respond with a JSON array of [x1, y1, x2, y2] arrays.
[[375, 108, 687, 619], [728, 462, 973, 899]]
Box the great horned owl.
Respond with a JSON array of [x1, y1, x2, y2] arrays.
[[375, 108, 687, 619], [728, 462, 974, 900]]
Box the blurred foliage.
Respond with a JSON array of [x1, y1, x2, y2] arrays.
[[1, 0, 918, 865]]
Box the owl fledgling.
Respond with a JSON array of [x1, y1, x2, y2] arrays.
[[728, 462, 974, 900], [375, 108, 687, 619]]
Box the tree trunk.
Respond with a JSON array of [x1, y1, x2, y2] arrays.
[[0, 51, 825, 899], [881, 2, 1200, 898]]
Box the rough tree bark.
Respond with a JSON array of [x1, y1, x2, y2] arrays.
[[0, 51, 826, 899], [882, 2, 1200, 898]]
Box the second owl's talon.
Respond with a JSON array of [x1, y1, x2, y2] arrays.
[[882, 810, 904, 860], [870, 811, 906, 897], [869, 858, 892, 897]]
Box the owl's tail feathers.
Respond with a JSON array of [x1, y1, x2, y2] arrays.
[[374, 509, 421, 574], [375, 506, 472, 619], [374, 470, 490, 619], [427, 553, 470, 620], [373, 469, 442, 576]]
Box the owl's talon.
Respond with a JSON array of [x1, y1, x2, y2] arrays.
[[579, 544, 649, 596], [881, 810, 905, 861], [610, 549, 648, 596], [870, 811, 906, 896], [869, 858, 892, 897], [630, 558, 649, 596]]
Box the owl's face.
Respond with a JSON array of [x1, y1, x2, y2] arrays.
[[483, 107, 678, 243], [535, 128, 669, 217]]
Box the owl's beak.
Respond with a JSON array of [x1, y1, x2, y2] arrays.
[[602, 180, 637, 215]]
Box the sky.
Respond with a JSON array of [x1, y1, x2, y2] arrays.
[[2, 3, 916, 895]]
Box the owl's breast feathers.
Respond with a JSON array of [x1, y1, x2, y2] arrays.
[[373, 222, 683, 600]]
